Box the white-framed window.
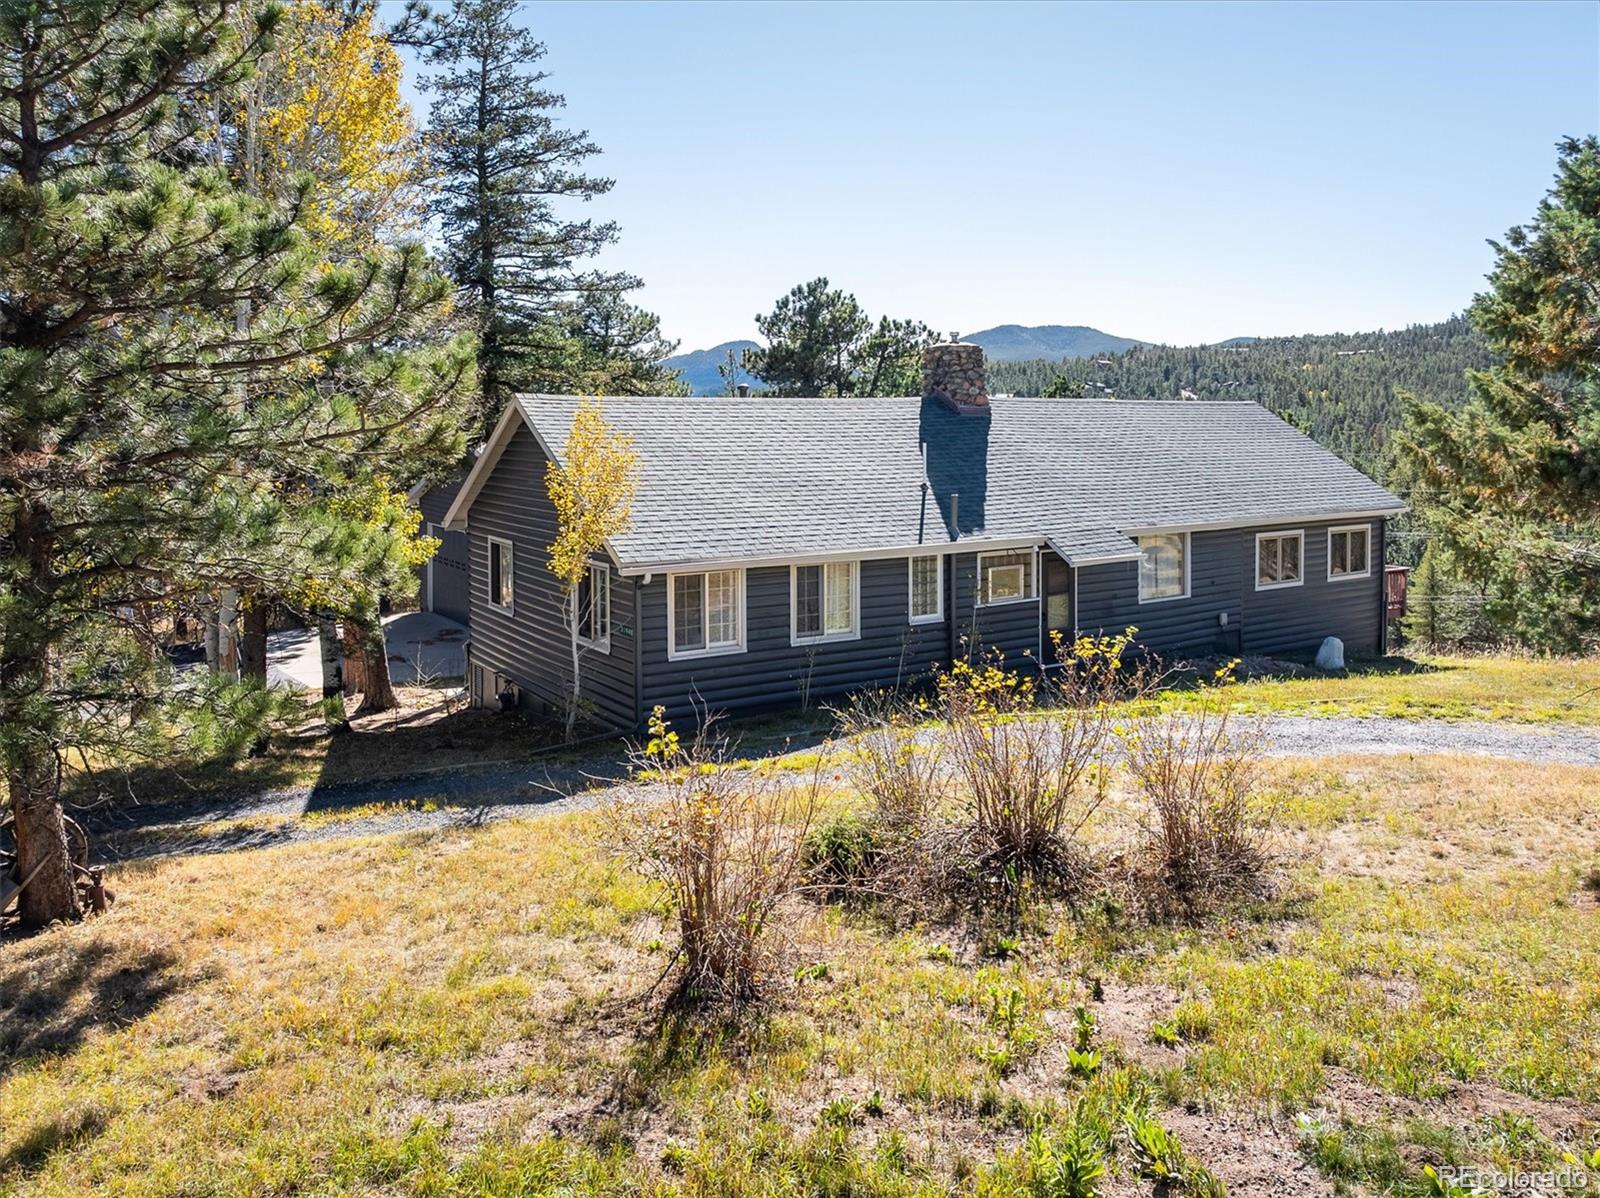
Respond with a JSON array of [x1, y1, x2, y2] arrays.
[[1255, 530, 1305, 591], [1328, 524, 1372, 581], [792, 560, 859, 644], [487, 536, 514, 613], [908, 554, 942, 624], [576, 561, 611, 651], [978, 550, 1037, 605], [1137, 533, 1189, 603], [668, 568, 745, 660]]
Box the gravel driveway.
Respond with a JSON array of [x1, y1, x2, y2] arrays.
[[87, 714, 1600, 863]]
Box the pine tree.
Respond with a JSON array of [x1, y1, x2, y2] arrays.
[[1397, 137, 1600, 652], [423, 0, 675, 425], [1401, 543, 1443, 647], [745, 278, 936, 397], [0, 0, 473, 928]]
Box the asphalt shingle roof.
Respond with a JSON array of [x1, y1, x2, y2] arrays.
[[512, 394, 1404, 572]]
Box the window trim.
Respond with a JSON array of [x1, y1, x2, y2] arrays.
[[908, 553, 943, 625], [576, 560, 611, 653], [487, 535, 514, 614], [666, 568, 747, 661], [977, 549, 1040, 607], [1136, 532, 1191, 605], [1254, 529, 1306, 592], [1327, 523, 1373, 582], [790, 560, 862, 646]]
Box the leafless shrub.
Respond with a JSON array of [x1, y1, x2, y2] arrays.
[[1124, 688, 1276, 918], [833, 689, 948, 832], [935, 633, 1155, 908], [603, 706, 819, 1005]]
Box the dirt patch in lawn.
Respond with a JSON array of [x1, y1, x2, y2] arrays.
[[1162, 1106, 1332, 1196], [1314, 1066, 1600, 1144], [1090, 980, 1188, 1071]]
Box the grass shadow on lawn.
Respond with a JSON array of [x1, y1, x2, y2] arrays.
[[0, 937, 189, 1081], [0, 1102, 108, 1179]]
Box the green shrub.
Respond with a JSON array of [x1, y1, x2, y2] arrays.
[[802, 814, 881, 896]]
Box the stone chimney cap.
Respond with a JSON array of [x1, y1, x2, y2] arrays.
[[922, 341, 988, 414]]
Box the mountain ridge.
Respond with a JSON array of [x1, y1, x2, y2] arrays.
[[662, 324, 1149, 393], [962, 323, 1146, 361]]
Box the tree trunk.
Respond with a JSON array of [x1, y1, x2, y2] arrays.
[[203, 601, 220, 671], [565, 589, 581, 741], [217, 587, 240, 678], [3, 495, 83, 929], [318, 617, 349, 733], [240, 598, 269, 684], [355, 609, 398, 715], [341, 619, 366, 695], [8, 750, 82, 930]]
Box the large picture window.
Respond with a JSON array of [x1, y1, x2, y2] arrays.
[[1137, 533, 1188, 602], [793, 561, 858, 643], [908, 554, 942, 623], [576, 562, 611, 650], [487, 537, 514, 612], [668, 569, 745, 659], [978, 550, 1036, 605], [1328, 525, 1371, 580], [1256, 531, 1304, 590]]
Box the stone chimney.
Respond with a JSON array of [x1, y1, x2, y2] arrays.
[[922, 341, 988, 414]]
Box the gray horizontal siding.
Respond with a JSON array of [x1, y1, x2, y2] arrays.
[[1240, 520, 1382, 656], [1076, 519, 1383, 659], [416, 475, 464, 525], [464, 426, 637, 729], [956, 550, 1044, 668], [639, 549, 1047, 726], [640, 557, 945, 725]]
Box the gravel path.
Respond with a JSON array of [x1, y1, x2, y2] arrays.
[[86, 715, 1600, 863], [1257, 715, 1600, 766]]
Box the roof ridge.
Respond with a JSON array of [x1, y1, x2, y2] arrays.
[[517, 392, 1265, 407]]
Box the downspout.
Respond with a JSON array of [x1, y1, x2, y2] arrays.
[[634, 573, 650, 731], [946, 492, 961, 666], [1378, 519, 1389, 656]]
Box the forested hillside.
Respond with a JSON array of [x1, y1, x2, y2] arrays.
[[964, 323, 1146, 361], [987, 317, 1492, 479]]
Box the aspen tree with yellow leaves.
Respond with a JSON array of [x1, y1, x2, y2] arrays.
[[0, 0, 473, 927], [225, 0, 440, 713], [545, 398, 639, 740]]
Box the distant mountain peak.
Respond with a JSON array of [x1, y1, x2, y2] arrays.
[[963, 324, 1147, 362], [660, 339, 761, 395]]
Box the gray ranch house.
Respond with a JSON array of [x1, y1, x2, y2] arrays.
[[444, 343, 1405, 729]]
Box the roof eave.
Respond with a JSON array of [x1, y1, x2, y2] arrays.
[[612, 535, 1048, 578]]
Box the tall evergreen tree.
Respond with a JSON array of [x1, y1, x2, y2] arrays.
[[1397, 137, 1600, 652], [0, 0, 473, 928], [745, 278, 936, 397], [423, 0, 677, 425]]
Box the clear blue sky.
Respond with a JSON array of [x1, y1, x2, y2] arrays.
[[393, 0, 1599, 352]]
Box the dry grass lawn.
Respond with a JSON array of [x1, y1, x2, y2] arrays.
[[1167, 652, 1600, 724], [4, 754, 1598, 1197]]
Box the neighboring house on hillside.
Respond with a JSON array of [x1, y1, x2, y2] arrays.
[[444, 343, 1405, 729], [411, 474, 472, 626]]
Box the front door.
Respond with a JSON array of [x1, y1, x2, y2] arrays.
[[1042, 553, 1072, 661]]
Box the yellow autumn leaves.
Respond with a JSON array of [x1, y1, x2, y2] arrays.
[[545, 397, 639, 592], [254, 2, 421, 244]]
